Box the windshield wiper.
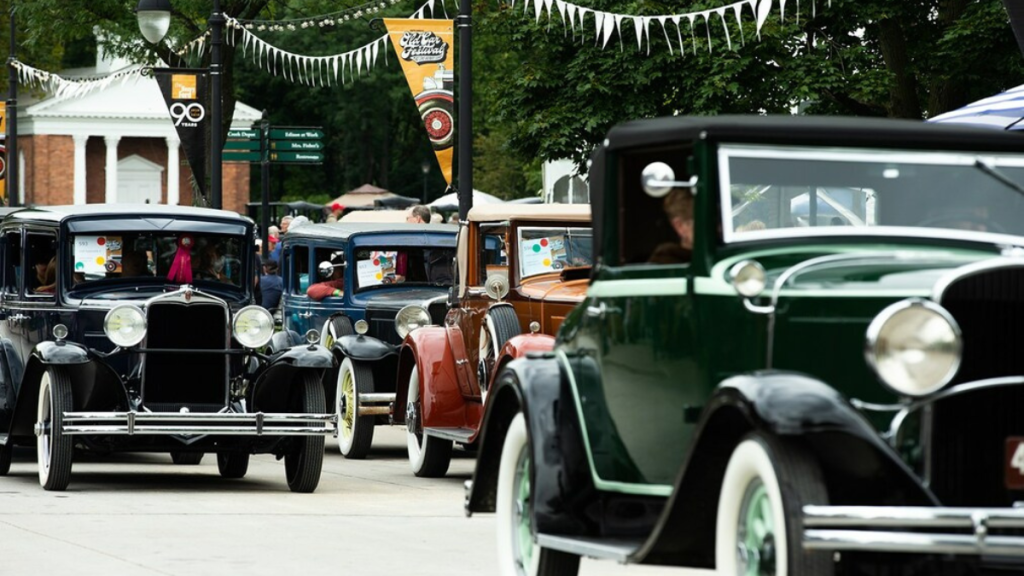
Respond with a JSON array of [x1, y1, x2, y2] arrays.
[[974, 159, 1024, 198]]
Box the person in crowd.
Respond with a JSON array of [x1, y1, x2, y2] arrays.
[[649, 189, 694, 264], [307, 253, 345, 301], [260, 257, 283, 310], [196, 242, 227, 282], [430, 213, 444, 224], [448, 214, 460, 225], [406, 205, 432, 224], [267, 225, 281, 254], [269, 216, 294, 263], [280, 215, 294, 234]]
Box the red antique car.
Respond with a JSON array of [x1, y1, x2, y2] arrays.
[[394, 204, 592, 476]]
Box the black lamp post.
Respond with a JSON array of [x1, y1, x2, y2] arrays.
[[137, 0, 224, 210], [421, 160, 430, 204], [6, 2, 18, 207]]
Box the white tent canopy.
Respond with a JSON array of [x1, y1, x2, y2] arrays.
[[428, 190, 502, 208]]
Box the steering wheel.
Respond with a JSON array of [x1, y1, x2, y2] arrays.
[[916, 212, 1006, 234]]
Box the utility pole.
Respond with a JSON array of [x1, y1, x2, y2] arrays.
[[209, 0, 224, 209], [7, 3, 18, 206], [455, 0, 471, 222]]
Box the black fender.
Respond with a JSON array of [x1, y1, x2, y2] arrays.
[[269, 330, 304, 354], [633, 371, 939, 567], [0, 338, 20, 432], [335, 334, 397, 362], [250, 344, 333, 411], [467, 353, 597, 536], [8, 345, 128, 445]]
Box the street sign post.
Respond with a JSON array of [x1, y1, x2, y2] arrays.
[[270, 152, 324, 163], [227, 129, 260, 139], [269, 128, 324, 140], [270, 141, 324, 151]]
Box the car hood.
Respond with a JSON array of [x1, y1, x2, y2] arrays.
[[359, 287, 448, 311]]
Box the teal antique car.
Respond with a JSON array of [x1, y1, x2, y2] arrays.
[[465, 116, 1024, 575]]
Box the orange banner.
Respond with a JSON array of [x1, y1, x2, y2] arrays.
[[0, 102, 6, 203], [384, 19, 454, 185]]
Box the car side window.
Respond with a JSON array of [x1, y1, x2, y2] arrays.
[[26, 232, 58, 298], [291, 245, 310, 295], [618, 146, 694, 266], [3, 230, 22, 297], [477, 226, 507, 285]]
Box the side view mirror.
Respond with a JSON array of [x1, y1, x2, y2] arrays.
[[318, 261, 341, 279], [641, 162, 699, 198]]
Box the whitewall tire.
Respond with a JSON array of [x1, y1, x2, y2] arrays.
[[405, 368, 453, 477], [337, 357, 375, 459], [37, 368, 74, 491]]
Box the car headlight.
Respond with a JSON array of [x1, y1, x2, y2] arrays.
[[865, 299, 961, 397], [232, 305, 274, 349], [104, 305, 147, 348], [395, 305, 431, 339]]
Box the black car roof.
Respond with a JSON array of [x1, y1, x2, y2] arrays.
[[283, 222, 457, 242], [5, 204, 252, 224], [602, 114, 1024, 152]]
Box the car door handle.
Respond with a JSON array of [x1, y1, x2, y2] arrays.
[[298, 312, 313, 319], [586, 303, 606, 319]]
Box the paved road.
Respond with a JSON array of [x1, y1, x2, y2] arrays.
[[0, 427, 710, 576]]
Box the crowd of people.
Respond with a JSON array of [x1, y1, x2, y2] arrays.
[[257, 203, 446, 310]]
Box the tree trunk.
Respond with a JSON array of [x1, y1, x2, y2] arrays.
[[927, 0, 970, 117], [876, 16, 923, 118]]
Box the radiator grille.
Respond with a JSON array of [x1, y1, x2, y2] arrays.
[[932, 267, 1024, 506], [142, 302, 228, 411], [366, 309, 401, 345]]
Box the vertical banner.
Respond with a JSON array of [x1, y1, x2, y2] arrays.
[[154, 68, 210, 200], [0, 102, 6, 204], [384, 19, 455, 185]]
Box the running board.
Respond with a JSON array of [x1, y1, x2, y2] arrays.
[[423, 427, 476, 444], [536, 534, 642, 562]]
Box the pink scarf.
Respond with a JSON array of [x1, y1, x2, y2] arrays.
[[167, 235, 194, 284]]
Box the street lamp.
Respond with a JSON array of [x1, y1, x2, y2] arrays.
[[136, 0, 224, 210], [421, 160, 430, 204]]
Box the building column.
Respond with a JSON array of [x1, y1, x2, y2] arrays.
[[104, 135, 121, 204], [166, 137, 180, 206], [73, 135, 88, 205]]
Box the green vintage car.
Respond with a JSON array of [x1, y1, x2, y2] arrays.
[[465, 116, 1024, 575]]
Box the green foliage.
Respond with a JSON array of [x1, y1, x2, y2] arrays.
[[4, 0, 1023, 204]]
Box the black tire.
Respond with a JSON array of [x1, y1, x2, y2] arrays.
[[478, 306, 521, 393], [170, 451, 204, 465], [323, 315, 353, 347], [37, 367, 74, 491], [337, 358, 376, 459], [284, 373, 326, 493], [0, 442, 11, 476], [217, 452, 250, 479], [715, 432, 832, 576]]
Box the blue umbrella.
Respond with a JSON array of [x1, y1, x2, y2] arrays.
[[930, 83, 1024, 130]]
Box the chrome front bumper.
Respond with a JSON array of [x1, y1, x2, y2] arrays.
[[57, 411, 337, 437], [804, 505, 1024, 558]]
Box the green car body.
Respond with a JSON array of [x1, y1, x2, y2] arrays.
[[467, 116, 1024, 575]]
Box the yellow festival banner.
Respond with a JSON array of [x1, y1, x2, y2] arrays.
[[0, 102, 6, 203], [384, 19, 455, 185]]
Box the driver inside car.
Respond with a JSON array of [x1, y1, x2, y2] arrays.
[[307, 253, 345, 301]]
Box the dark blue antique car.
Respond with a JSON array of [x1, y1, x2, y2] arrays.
[[279, 222, 457, 459], [0, 205, 335, 492]]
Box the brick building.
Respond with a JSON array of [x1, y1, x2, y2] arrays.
[[16, 55, 259, 214]]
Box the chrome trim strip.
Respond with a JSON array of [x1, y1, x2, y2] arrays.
[[932, 257, 1024, 302], [804, 505, 1024, 557], [887, 376, 1024, 442], [804, 530, 1024, 557], [62, 426, 333, 436], [64, 411, 333, 422], [63, 411, 334, 436], [358, 393, 395, 404]]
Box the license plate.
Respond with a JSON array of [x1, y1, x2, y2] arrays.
[[1007, 437, 1024, 490]]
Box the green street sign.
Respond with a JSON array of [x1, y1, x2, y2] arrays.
[[223, 151, 261, 162], [270, 128, 324, 140], [271, 141, 324, 151], [224, 140, 261, 151], [227, 129, 259, 139], [270, 151, 324, 163]]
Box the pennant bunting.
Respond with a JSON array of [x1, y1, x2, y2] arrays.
[[11, 61, 146, 100]]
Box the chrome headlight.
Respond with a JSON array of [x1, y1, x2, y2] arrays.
[[232, 305, 274, 349], [104, 305, 147, 348], [865, 299, 961, 397], [395, 305, 431, 339]]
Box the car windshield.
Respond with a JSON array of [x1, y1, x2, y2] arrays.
[[69, 232, 247, 294], [351, 245, 455, 292], [721, 145, 1024, 241], [517, 227, 593, 280]]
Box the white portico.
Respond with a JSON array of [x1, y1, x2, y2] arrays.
[[17, 60, 260, 212]]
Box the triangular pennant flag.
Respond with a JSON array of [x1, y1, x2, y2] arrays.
[[372, 39, 380, 66], [756, 0, 771, 39], [734, 3, 747, 45], [578, 8, 590, 41], [702, 11, 713, 53], [717, 7, 732, 51], [556, 0, 568, 33], [356, 48, 363, 75], [672, 16, 685, 56], [542, 0, 554, 22], [566, 3, 577, 33], [534, 0, 544, 22], [602, 12, 616, 48], [658, 17, 672, 55], [633, 16, 644, 51], [643, 16, 652, 54], [780, 0, 787, 22], [593, 12, 604, 44], [687, 14, 697, 54]]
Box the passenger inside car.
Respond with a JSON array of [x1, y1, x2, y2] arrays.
[[307, 253, 345, 301], [648, 189, 694, 265], [35, 257, 57, 294]]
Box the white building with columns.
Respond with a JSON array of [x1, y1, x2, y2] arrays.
[[15, 56, 259, 213]]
